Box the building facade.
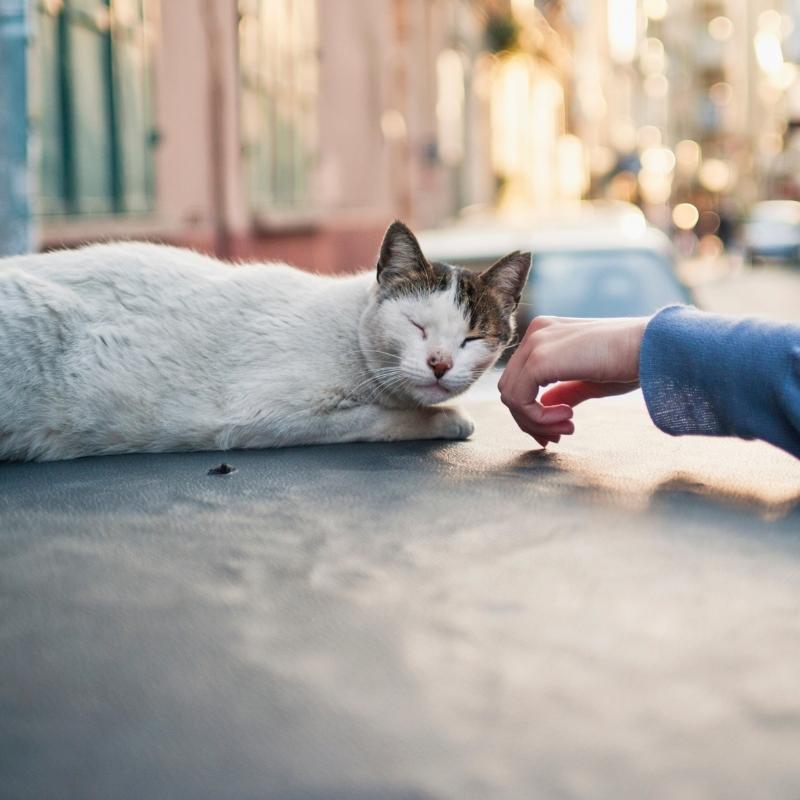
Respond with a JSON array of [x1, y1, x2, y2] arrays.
[[22, 0, 590, 268], [9, 1, 800, 261]]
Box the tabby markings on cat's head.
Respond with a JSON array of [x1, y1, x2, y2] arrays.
[[361, 220, 531, 406]]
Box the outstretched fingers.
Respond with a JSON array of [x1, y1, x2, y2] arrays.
[[503, 398, 575, 447], [499, 341, 574, 447]]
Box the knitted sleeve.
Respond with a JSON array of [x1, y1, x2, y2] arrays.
[[639, 306, 800, 458]]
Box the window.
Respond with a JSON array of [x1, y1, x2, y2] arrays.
[[239, 0, 319, 213], [31, 0, 155, 216]]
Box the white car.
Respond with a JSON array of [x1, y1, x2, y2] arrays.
[[418, 207, 692, 331], [744, 200, 800, 264]]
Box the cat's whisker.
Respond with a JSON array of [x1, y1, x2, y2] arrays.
[[352, 367, 408, 392], [368, 371, 413, 401], [500, 340, 519, 354], [340, 365, 409, 404], [368, 375, 408, 399], [359, 348, 401, 357]]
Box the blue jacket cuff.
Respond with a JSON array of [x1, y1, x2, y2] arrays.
[[639, 305, 800, 458]]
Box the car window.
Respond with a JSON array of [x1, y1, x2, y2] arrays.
[[528, 250, 690, 318]]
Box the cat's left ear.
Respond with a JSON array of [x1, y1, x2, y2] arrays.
[[479, 251, 531, 311], [377, 220, 431, 285]]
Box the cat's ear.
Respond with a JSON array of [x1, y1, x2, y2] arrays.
[[479, 251, 531, 311], [377, 220, 431, 284]]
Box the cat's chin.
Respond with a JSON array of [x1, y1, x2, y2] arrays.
[[409, 382, 458, 406]]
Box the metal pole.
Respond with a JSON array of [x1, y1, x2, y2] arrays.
[[0, 0, 31, 256]]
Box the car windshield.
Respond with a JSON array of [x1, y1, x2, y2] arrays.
[[528, 250, 690, 318]]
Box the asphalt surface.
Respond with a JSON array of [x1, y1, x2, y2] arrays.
[[2, 383, 799, 800]]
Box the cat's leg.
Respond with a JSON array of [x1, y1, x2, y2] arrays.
[[319, 404, 475, 445], [229, 404, 475, 449]]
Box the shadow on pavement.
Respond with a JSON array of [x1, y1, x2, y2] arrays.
[[650, 475, 800, 524], [498, 450, 800, 523]]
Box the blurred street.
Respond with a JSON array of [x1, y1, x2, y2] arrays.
[[680, 258, 800, 320]]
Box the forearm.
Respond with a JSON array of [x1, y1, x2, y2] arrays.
[[639, 306, 800, 458]]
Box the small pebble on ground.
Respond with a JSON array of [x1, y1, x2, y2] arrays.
[[208, 463, 237, 476]]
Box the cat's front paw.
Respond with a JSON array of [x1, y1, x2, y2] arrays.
[[429, 407, 475, 440]]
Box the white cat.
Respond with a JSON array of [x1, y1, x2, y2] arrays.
[[0, 221, 529, 461]]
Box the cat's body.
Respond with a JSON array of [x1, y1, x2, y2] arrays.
[[0, 223, 529, 461]]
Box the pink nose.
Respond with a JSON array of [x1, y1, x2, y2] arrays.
[[428, 356, 452, 380]]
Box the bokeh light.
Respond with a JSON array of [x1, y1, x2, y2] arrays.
[[672, 203, 699, 230], [699, 159, 732, 193], [675, 139, 702, 173], [708, 16, 734, 42], [709, 82, 734, 107], [641, 147, 676, 174], [643, 0, 668, 22]]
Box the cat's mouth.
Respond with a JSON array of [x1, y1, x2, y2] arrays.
[[413, 381, 454, 401], [418, 382, 451, 393]]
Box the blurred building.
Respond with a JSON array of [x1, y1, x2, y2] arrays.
[[31, 0, 486, 270], [560, 0, 800, 246], [23, 0, 590, 269], [16, 0, 798, 264]]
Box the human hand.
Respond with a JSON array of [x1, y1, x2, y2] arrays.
[[498, 316, 649, 447]]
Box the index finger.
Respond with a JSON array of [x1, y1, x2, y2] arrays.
[[501, 350, 571, 417]]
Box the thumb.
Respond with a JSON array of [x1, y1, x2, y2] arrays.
[[540, 380, 640, 408]]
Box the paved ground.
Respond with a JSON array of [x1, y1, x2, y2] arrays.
[[681, 257, 800, 322], [1, 264, 799, 800]]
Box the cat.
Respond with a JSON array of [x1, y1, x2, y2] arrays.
[[0, 221, 530, 461]]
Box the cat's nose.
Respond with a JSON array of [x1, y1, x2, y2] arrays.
[[427, 355, 452, 380]]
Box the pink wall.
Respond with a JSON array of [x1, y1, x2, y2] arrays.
[[40, 0, 487, 273]]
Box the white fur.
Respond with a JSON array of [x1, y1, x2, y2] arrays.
[[0, 243, 503, 461]]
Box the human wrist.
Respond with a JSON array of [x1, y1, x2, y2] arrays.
[[621, 317, 649, 382]]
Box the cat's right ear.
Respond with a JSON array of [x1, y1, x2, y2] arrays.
[[479, 250, 531, 311], [376, 220, 430, 285]]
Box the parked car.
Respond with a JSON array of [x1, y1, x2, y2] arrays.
[[743, 200, 800, 264], [418, 210, 693, 333]]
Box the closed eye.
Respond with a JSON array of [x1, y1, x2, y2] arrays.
[[408, 318, 427, 339], [460, 336, 484, 348]]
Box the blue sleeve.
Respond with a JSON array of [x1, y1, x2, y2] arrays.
[[639, 305, 800, 459]]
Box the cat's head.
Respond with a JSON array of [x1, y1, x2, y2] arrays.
[[359, 220, 530, 406]]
